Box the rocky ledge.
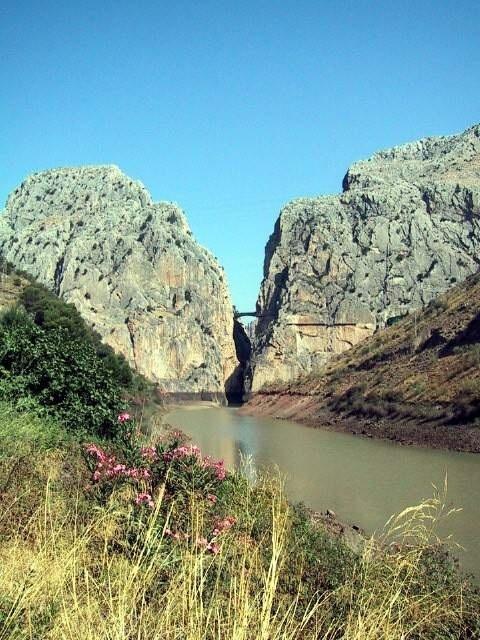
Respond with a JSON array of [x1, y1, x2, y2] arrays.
[[0, 165, 238, 400]]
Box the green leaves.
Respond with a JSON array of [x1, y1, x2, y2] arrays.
[[0, 307, 123, 438], [20, 283, 133, 388]]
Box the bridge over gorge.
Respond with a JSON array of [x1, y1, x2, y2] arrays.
[[233, 310, 274, 319], [234, 309, 376, 329]]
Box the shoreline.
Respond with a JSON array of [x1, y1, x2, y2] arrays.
[[239, 393, 480, 454]]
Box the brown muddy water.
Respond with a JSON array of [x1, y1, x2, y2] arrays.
[[164, 405, 480, 578]]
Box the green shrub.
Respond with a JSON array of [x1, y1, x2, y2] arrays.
[[0, 307, 122, 438], [20, 283, 133, 387]]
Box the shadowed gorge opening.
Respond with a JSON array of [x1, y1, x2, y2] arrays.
[[225, 319, 252, 405]]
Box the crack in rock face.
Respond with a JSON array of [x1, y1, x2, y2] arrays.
[[0, 165, 238, 400], [250, 123, 480, 392]]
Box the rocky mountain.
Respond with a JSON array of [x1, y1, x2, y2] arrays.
[[0, 166, 238, 400], [250, 123, 480, 391]]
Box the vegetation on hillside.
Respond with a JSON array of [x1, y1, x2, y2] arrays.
[[0, 306, 123, 438], [0, 267, 155, 438], [19, 282, 134, 387]]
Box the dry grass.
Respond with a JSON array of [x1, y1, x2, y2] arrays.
[[0, 474, 324, 640], [0, 466, 477, 640], [331, 487, 471, 639]]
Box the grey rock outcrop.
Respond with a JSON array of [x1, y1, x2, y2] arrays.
[[251, 124, 480, 391], [0, 165, 238, 399]]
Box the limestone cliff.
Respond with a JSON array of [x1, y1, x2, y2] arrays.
[[251, 123, 480, 391], [0, 165, 237, 399]]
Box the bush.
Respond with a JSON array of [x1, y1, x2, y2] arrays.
[[20, 282, 133, 387], [0, 307, 123, 438], [0, 406, 478, 639]]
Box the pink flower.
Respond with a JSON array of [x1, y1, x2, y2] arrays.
[[118, 412, 131, 423], [212, 516, 236, 536], [135, 492, 154, 508], [140, 446, 158, 462], [165, 528, 186, 541], [203, 457, 226, 480], [207, 494, 217, 504], [85, 443, 108, 462], [112, 464, 127, 474], [125, 467, 151, 479], [195, 537, 220, 554], [85, 443, 150, 485], [163, 445, 201, 462]]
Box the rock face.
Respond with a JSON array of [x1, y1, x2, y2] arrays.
[[0, 165, 238, 399], [251, 123, 480, 391]]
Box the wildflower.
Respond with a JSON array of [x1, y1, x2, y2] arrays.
[[163, 444, 201, 462], [196, 537, 208, 549], [85, 443, 108, 463], [135, 492, 154, 508], [140, 445, 158, 462], [203, 456, 226, 480], [207, 494, 217, 504], [165, 528, 186, 541], [126, 467, 151, 479], [118, 412, 131, 422], [85, 443, 150, 484], [112, 463, 127, 474], [212, 516, 236, 536], [195, 537, 220, 554]]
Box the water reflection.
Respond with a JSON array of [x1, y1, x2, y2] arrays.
[[164, 406, 480, 577]]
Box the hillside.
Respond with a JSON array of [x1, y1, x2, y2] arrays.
[[243, 271, 480, 452], [0, 266, 162, 436], [250, 123, 480, 391]]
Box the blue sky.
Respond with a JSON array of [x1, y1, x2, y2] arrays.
[[1, 1, 479, 311]]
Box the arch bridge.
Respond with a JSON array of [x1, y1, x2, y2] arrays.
[[234, 310, 273, 320]]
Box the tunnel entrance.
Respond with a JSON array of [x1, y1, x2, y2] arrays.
[[225, 318, 252, 405]]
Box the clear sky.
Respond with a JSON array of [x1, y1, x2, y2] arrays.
[[1, 1, 479, 311]]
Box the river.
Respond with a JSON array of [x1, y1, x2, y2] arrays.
[[164, 405, 480, 578]]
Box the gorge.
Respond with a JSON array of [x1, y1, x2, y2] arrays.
[[1, 123, 479, 405], [1, 123, 480, 585]]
